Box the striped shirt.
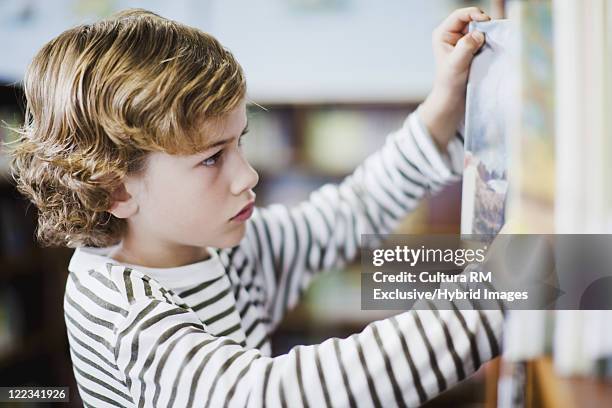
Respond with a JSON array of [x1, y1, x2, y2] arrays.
[[64, 111, 503, 407]]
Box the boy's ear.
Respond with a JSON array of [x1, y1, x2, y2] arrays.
[[108, 182, 138, 219]]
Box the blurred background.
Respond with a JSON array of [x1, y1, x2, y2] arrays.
[[0, 0, 611, 407]]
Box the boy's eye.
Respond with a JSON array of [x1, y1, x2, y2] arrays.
[[202, 150, 223, 167], [201, 131, 247, 167]]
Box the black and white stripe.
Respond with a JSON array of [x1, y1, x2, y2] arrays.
[[64, 111, 503, 407]]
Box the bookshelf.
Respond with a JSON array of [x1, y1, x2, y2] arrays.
[[480, 0, 612, 407]]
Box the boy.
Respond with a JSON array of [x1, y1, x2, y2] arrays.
[[11, 7, 502, 407]]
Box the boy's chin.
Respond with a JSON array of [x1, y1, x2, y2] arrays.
[[212, 225, 247, 249]]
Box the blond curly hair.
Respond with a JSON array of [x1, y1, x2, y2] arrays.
[[10, 9, 246, 248]]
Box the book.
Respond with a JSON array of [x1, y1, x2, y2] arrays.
[[461, 19, 517, 239], [552, 0, 612, 377], [505, 0, 555, 235], [554, 0, 608, 234], [480, 5, 555, 395]]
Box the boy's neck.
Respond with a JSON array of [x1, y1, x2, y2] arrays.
[[109, 236, 212, 268]]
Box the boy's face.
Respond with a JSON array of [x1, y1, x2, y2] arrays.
[[123, 99, 258, 259]]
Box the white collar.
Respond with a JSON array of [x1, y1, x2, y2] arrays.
[[69, 245, 226, 290]]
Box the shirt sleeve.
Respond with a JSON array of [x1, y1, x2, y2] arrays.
[[239, 109, 464, 326], [114, 297, 502, 408]]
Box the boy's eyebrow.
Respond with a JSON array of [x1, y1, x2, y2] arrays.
[[200, 122, 249, 151]]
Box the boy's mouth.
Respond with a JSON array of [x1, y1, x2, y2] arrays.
[[231, 201, 255, 221]]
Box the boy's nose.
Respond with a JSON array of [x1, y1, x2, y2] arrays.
[[230, 155, 259, 196]]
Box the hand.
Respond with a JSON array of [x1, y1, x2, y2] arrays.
[[432, 7, 490, 94], [419, 7, 490, 151]]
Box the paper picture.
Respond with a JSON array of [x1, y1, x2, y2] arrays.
[[461, 19, 518, 238]]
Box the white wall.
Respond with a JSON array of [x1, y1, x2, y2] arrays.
[[0, 0, 457, 103]]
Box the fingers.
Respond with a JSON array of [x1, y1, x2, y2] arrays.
[[439, 31, 464, 46], [438, 6, 490, 34], [447, 30, 486, 73]]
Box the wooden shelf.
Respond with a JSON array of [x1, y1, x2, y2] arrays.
[[531, 357, 612, 408], [531, 357, 575, 408]]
